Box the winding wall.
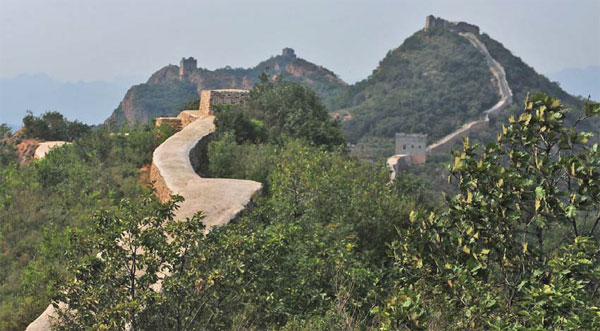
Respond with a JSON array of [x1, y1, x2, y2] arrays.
[[426, 32, 513, 154], [389, 32, 513, 177], [149, 110, 262, 228], [26, 110, 262, 330]]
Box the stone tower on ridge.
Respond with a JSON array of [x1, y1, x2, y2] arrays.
[[179, 57, 197, 79], [424, 15, 480, 35], [282, 47, 296, 58]]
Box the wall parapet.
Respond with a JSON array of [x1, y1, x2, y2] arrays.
[[199, 89, 249, 115]]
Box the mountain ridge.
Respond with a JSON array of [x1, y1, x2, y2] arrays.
[[105, 16, 587, 159], [106, 48, 347, 125]]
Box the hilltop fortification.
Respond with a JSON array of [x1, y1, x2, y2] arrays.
[[424, 15, 480, 35], [179, 57, 197, 79]]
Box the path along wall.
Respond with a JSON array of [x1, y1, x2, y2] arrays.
[[426, 32, 513, 154], [389, 31, 513, 178], [34, 141, 70, 159], [26, 110, 262, 331]]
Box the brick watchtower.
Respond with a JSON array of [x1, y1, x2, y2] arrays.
[[179, 57, 197, 79]]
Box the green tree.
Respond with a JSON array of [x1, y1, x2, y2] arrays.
[[22, 111, 91, 141], [55, 193, 206, 330], [214, 73, 345, 149], [0, 123, 12, 138], [376, 94, 600, 329], [0, 122, 170, 330]]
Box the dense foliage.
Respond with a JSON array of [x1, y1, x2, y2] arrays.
[[51, 93, 600, 330], [0, 123, 173, 330], [0, 124, 16, 166], [22, 111, 91, 141], [376, 94, 600, 329], [213, 75, 345, 148]]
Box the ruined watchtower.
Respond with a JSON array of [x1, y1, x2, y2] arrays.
[[395, 133, 427, 164], [424, 15, 480, 35], [282, 47, 297, 58], [179, 57, 197, 79]]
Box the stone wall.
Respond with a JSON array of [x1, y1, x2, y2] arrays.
[[387, 154, 426, 180], [34, 141, 70, 159], [424, 15, 480, 35], [155, 117, 182, 131], [177, 110, 203, 128], [426, 31, 513, 155], [389, 27, 513, 180], [199, 89, 250, 115], [394, 133, 427, 160], [27, 108, 262, 331], [149, 112, 262, 228], [427, 119, 489, 154]]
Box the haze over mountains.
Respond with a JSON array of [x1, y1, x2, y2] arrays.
[[0, 73, 144, 127], [1, 39, 596, 134], [546, 66, 600, 101]]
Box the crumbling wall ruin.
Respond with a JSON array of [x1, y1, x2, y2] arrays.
[[424, 15, 480, 35]]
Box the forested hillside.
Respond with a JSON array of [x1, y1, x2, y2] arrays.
[[338, 28, 498, 144], [3, 15, 599, 330]]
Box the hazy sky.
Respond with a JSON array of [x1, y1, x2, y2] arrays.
[[1, 0, 599, 83]]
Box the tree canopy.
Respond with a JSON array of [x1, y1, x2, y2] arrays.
[[48, 93, 600, 330]]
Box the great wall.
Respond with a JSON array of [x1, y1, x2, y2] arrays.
[[25, 90, 261, 331], [26, 15, 510, 329], [33, 141, 70, 159], [389, 16, 513, 177]]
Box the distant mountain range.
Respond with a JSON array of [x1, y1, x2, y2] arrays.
[[546, 66, 600, 101], [105, 17, 586, 158], [0, 73, 144, 126], [2, 17, 593, 154], [106, 48, 347, 124]]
